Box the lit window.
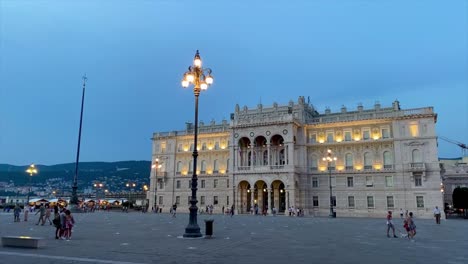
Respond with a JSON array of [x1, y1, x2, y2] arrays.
[[409, 124, 419, 137]]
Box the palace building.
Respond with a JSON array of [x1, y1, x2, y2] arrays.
[[148, 97, 443, 218]]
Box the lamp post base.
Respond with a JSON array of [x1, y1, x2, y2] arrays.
[[183, 226, 202, 238]]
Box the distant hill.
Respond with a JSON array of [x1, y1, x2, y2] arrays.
[[0, 161, 151, 187]]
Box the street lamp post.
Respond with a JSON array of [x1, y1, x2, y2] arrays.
[[125, 182, 136, 212], [181, 50, 214, 238], [323, 149, 337, 218], [25, 164, 38, 205], [93, 183, 104, 199]]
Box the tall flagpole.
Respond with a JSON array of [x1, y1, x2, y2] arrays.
[[70, 75, 87, 209]]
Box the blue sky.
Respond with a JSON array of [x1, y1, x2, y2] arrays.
[[0, 0, 466, 165]]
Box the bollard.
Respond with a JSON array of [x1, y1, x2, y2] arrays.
[[204, 219, 214, 238]]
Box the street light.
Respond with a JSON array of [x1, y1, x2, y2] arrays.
[[93, 182, 104, 199], [322, 149, 337, 218], [181, 50, 214, 238], [151, 158, 163, 210], [25, 163, 38, 205], [125, 182, 136, 211]]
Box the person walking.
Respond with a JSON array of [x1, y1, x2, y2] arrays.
[[13, 204, 21, 222], [433, 206, 441, 224], [44, 205, 53, 225], [386, 211, 398, 238], [404, 212, 417, 240], [24, 205, 29, 221], [35, 204, 46, 225], [52, 206, 61, 239], [172, 204, 177, 218], [399, 208, 404, 219], [230, 205, 234, 217]]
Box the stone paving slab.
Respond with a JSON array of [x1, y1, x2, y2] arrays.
[[0, 212, 467, 264]]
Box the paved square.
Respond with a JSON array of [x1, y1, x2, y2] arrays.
[[0, 212, 467, 264]]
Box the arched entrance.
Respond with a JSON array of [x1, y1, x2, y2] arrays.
[[253, 180, 268, 214], [271, 180, 286, 213], [238, 180, 251, 214]]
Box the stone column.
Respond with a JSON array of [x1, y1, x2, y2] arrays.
[[250, 188, 254, 213], [267, 188, 272, 215], [274, 188, 279, 213], [285, 190, 290, 210], [267, 143, 271, 166]]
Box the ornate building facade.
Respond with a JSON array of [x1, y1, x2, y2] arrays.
[[148, 97, 443, 218], [440, 157, 468, 207]]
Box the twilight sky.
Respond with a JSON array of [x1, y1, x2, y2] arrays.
[[0, 0, 467, 165]]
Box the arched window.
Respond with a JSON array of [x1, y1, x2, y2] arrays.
[[176, 161, 182, 173], [364, 152, 372, 169], [345, 153, 353, 169], [279, 149, 285, 165], [412, 149, 422, 163], [213, 160, 218, 172], [383, 151, 393, 168]]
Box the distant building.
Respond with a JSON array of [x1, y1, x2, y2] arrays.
[[440, 157, 468, 207], [148, 97, 443, 218]]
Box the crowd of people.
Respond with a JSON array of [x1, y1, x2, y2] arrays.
[[9, 202, 446, 243], [11, 203, 75, 241]]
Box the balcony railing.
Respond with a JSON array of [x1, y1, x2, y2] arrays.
[[410, 163, 425, 171]]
